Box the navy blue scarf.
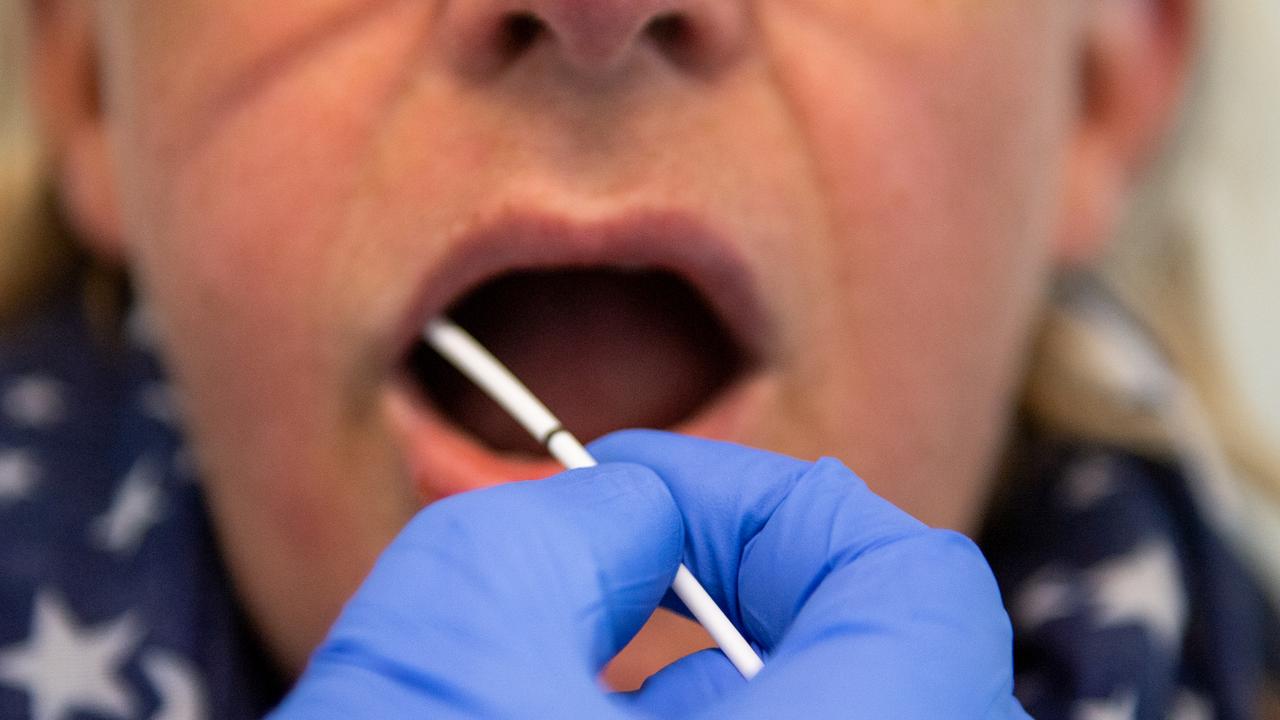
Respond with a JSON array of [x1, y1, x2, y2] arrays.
[[982, 431, 1280, 719], [0, 281, 1275, 719]]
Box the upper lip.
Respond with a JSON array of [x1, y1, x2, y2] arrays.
[[390, 207, 773, 372]]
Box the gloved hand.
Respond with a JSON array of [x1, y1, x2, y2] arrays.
[[271, 430, 1031, 719]]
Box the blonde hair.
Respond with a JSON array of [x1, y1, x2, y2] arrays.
[[0, 0, 78, 320], [1027, 0, 1280, 602], [2, 0, 1278, 583]]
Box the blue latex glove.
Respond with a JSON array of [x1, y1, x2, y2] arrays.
[[271, 430, 1031, 719]]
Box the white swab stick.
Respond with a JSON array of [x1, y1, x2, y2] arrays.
[[424, 317, 764, 680]]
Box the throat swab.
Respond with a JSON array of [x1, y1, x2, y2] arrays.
[[423, 317, 764, 680]]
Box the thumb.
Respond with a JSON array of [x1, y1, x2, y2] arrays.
[[273, 463, 683, 719]]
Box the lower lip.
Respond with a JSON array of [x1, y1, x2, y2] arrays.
[[383, 371, 772, 503]]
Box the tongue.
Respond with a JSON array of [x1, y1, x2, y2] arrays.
[[417, 269, 743, 455]]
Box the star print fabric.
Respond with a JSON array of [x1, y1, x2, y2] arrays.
[[982, 432, 1280, 719], [0, 281, 284, 720], [0, 277, 1277, 719]]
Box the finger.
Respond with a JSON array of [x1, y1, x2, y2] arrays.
[[589, 430, 811, 637], [591, 431, 1017, 719], [618, 649, 743, 718], [711, 529, 1015, 719], [277, 463, 682, 718]]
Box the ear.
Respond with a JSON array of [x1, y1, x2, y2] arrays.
[[29, 0, 125, 262], [1056, 0, 1195, 266]]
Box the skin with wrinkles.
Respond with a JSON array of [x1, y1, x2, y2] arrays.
[[34, 0, 1189, 682]]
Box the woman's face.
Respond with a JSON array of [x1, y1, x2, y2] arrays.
[[76, 0, 1098, 672]]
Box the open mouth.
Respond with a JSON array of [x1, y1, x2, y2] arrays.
[[402, 266, 753, 457], [383, 210, 771, 498]]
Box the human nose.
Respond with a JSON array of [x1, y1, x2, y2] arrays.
[[438, 0, 747, 79]]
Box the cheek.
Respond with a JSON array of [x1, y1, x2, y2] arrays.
[[759, 5, 1073, 525], [98, 5, 432, 646], [110, 2, 433, 410], [766, 3, 1071, 266]]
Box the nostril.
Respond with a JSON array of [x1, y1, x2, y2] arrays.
[[645, 14, 701, 69], [497, 13, 546, 62], [453, 4, 741, 80], [647, 14, 690, 47]]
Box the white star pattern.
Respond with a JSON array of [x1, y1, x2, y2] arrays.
[[1060, 454, 1117, 512], [91, 455, 166, 556], [0, 591, 142, 720], [1012, 567, 1077, 631], [0, 449, 40, 505], [2, 376, 67, 429], [1085, 541, 1188, 650], [138, 383, 181, 426], [1074, 689, 1137, 720], [125, 305, 161, 350], [143, 650, 209, 720], [1169, 689, 1213, 720]]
